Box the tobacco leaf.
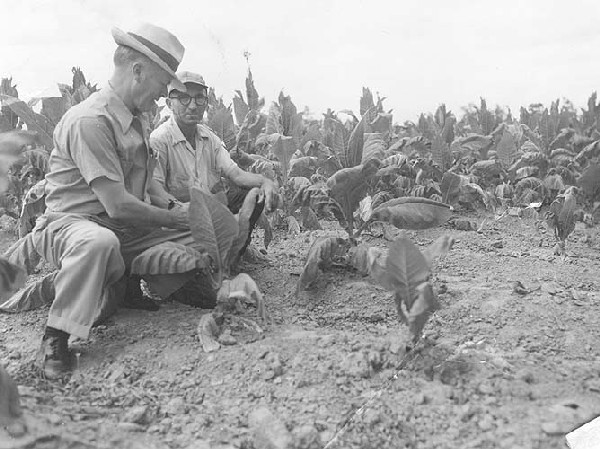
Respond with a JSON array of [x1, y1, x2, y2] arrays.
[[361, 133, 386, 164], [246, 69, 264, 111], [360, 87, 374, 116], [403, 281, 440, 341], [270, 135, 297, 185], [18, 179, 47, 238], [266, 102, 283, 135], [496, 130, 518, 168], [208, 106, 236, 151], [131, 242, 211, 275], [0, 95, 54, 149], [189, 187, 239, 282], [440, 171, 464, 205], [297, 237, 349, 294], [300, 206, 322, 230], [326, 159, 380, 236], [346, 106, 377, 167], [230, 187, 261, 268], [371, 197, 452, 230], [577, 163, 600, 199], [218, 273, 266, 320]]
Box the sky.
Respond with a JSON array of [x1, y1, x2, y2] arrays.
[[2, 0, 600, 124]]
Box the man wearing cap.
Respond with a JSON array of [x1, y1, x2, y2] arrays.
[[150, 71, 278, 243], [32, 23, 214, 379]]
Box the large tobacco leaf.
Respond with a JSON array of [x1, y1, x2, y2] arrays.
[[496, 130, 518, 168], [0, 95, 54, 149], [371, 197, 452, 230], [189, 187, 239, 282], [0, 271, 52, 313], [130, 242, 211, 275], [440, 171, 465, 205], [430, 134, 452, 171], [360, 87, 374, 115], [245, 69, 264, 111]]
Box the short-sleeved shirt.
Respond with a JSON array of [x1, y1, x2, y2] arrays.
[[44, 84, 156, 215], [149, 116, 237, 202]]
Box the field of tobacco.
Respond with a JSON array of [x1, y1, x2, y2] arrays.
[[1, 69, 600, 449]]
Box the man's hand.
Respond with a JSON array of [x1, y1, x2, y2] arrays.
[[169, 202, 190, 230], [260, 178, 279, 213]]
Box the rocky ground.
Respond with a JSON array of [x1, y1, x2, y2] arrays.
[[1, 211, 600, 449]]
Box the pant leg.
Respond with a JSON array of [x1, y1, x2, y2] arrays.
[[32, 214, 126, 339]]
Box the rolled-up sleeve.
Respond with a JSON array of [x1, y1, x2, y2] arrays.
[[215, 141, 238, 178], [69, 116, 123, 184], [150, 134, 169, 188]]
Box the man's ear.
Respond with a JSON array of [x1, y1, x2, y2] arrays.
[[166, 98, 173, 109], [132, 61, 143, 81]]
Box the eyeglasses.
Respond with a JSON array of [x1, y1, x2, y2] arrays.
[[169, 94, 208, 106]]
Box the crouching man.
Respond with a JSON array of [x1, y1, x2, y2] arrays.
[[149, 71, 278, 255], [33, 23, 214, 379]]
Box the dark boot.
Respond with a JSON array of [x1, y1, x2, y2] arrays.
[[36, 327, 70, 379]]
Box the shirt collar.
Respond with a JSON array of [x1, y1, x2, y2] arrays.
[[166, 115, 210, 144], [100, 83, 136, 132]]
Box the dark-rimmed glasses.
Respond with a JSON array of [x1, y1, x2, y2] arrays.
[[169, 94, 208, 107]]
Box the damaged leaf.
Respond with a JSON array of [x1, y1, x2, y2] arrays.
[[371, 197, 452, 230], [297, 237, 349, 294]]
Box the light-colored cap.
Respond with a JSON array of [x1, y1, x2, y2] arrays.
[[168, 71, 208, 94]]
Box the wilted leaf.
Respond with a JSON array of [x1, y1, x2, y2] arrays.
[[297, 237, 349, 293], [219, 273, 266, 320], [356, 195, 373, 222], [371, 197, 452, 230], [348, 244, 386, 277], [189, 187, 239, 281], [131, 241, 211, 275]]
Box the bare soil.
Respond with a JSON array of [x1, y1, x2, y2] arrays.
[[1, 212, 600, 449]]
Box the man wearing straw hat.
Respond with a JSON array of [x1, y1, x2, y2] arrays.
[[32, 23, 213, 379]]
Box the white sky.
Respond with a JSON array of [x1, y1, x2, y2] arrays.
[[2, 0, 600, 123]]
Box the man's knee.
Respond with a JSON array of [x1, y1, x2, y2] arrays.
[[83, 228, 120, 254]]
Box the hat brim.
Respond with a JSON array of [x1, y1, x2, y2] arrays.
[[111, 27, 185, 91]]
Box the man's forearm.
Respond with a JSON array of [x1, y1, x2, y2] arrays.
[[111, 194, 183, 228], [230, 169, 268, 188], [148, 179, 177, 209]]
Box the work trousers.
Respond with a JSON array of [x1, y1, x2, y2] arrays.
[[31, 212, 200, 339]]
